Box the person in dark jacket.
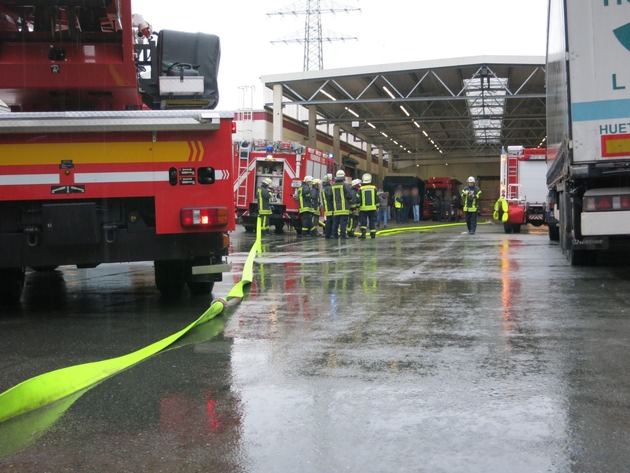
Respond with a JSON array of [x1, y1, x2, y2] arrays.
[[331, 170, 353, 239], [322, 174, 335, 238], [257, 177, 273, 235]]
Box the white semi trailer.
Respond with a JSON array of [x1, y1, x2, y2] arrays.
[[546, 0, 630, 264]]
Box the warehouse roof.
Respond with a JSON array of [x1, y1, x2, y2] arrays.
[[261, 55, 546, 166]]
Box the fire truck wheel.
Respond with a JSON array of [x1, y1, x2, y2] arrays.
[[0, 267, 25, 304], [503, 224, 513, 234], [512, 225, 522, 234], [244, 225, 255, 233], [154, 260, 186, 297], [274, 224, 285, 234]]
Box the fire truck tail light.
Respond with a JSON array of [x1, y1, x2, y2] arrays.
[[231, 121, 237, 133], [181, 207, 228, 227]]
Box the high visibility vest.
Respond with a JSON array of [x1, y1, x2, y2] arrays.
[[322, 185, 334, 217], [257, 187, 272, 215], [332, 182, 350, 215], [360, 185, 378, 211], [298, 184, 312, 212], [394, 196, 403, 209], [461, 186, 481, 212], [310, 187, 321, 214]]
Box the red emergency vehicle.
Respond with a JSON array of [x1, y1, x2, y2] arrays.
[[423, 177, 461, 221], [0, 0, 234, 301], [233, 140, 336, 233], [494, 146, 548, 233]]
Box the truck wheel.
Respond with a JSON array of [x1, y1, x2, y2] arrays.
[[187, 281, 214, 296], [154, 260, 186, 297], [549, 226, 560, 241], [274, 224, 285, 234], [513, 225, 522, 234], [503, 224, 513, 234], [244, 225, 255, 233], [0, 267, 25, 304]]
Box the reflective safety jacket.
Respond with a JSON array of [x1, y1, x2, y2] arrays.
[[394, 195, 403, 209], [257, 186, 272, 215], [322, 183, 334, 217], [297, 183, 313, 212], [332, 179, 352, 215], [310, 186, 321, 214], [461, 185, 482, 212], [360, 184, 378, 211]]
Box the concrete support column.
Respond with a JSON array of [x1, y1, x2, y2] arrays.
[[364, 142, 372, 175], [333, 125, 341, 169], [308, 105, 318, 149], [272, 84, 283, 142], [378, 148, 385, 184]]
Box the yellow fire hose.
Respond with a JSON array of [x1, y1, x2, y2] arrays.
[[0, 218, 477, 456]]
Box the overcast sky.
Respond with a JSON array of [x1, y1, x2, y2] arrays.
[[131, 0, 548, 111]]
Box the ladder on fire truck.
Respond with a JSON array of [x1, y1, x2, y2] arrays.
[[235, 142, 251, 209], [505, 146, 522, 201]]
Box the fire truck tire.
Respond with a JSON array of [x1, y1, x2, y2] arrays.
[[0, 267, 25, 304], [154, 260, 186, 297], [188, 281, 214, 296], [244, 226, 255, 233], [503, 223, 513, 234]]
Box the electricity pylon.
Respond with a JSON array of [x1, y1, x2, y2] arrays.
[[268, 0, 360, 71]]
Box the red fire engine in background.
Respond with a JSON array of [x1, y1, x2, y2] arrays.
[[0, 0, 235, 302], [423, 177, 461, 221], [495, 146, 548, 233], [233, 140, 336, 233]]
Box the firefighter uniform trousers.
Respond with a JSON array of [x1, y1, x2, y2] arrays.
[[359, 184, 378, 239], [331, 180, 350, 238], [257, 186, 272, 233], [322, 184, 334, 238], [297, 183, 313, 235], [310, 186, 321, 236]]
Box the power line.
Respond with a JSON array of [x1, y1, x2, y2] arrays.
[[268, 0, 360, 71]]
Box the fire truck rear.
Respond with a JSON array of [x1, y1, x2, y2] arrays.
[[495, 146, 547, 233], [233, 140, 334, 233], [0, 0, 234, 302]]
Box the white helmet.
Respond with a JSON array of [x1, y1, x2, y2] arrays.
[[351, 179, 362, 187], [467, 176, 475, 184], [304, 175, 313, 183], [362, 173, 372, 184], [335, 170, 345, 178], [262, 178, 272, 186], [312, 178, 321, 185]]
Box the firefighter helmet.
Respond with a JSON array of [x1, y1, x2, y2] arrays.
[[304, 175, 313, 183], [312, 178, 321, 185], [262, 178, 272, 186], [467, 176, 475, 183], [362, 173, 372, 184], [351, 179, 362, 187], [335, 170, 345, 178]]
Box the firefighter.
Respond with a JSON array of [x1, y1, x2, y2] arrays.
[[347, 178, 362, 237], [359, 173, 378, 239], [309, 178, 322, 236], [331, 170, 353, 239], [461, 176, 482, 234], [321, 175, 335, 239], [297, 175, 314, 236], [257, 177, 273, 234]]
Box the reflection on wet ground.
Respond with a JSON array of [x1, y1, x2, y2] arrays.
[[2, 224, 630, 472]]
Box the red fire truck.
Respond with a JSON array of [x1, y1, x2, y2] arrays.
[[495, 146, 548, 233], [423, 177, 461, 221], [233, 140, 335, 233], [0, 0, 234, 302]]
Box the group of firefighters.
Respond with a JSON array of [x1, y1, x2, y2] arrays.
[[257, 170, 380, 239], [257, 173, 482, 237]]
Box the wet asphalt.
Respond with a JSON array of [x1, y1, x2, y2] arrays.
[[1, 220, 630, 472]]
